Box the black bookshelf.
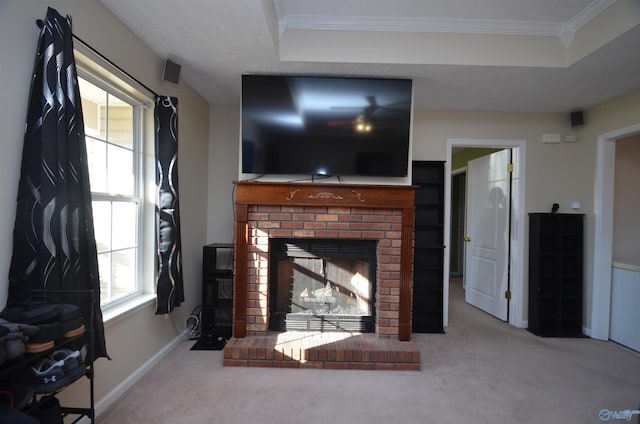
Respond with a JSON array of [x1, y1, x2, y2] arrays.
[[528, 213, 584, 337], [412, 161, 445, 333], [202, 243, 234, 339]]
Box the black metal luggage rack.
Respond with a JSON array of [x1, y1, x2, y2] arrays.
[[0, 289, 96, 423]]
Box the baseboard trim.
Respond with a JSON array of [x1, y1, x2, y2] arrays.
[[76, 330, 187, 423], [582, 326, 592, 337]]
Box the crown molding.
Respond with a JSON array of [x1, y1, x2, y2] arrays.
[[277, 0, 618, 47], [280, 14, 563, 38], [560, 0, 617, 47]]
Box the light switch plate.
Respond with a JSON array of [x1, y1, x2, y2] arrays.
[[541, 133, 561, 144]]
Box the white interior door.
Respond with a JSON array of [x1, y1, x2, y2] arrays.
[[464, 149, 510, 320]]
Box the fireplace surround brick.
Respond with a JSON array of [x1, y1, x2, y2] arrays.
[[227, 182, 420, 369], [245, 204, 402, 337]]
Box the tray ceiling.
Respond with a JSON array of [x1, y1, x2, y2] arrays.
[[99, 0, 640, 112]]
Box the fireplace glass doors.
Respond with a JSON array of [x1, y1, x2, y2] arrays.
[[269, 239, 377, 333]]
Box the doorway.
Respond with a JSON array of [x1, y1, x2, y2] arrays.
[[444, 139, 527, 329], [449, 171, 465, 277], [592, 122, 640, 341]]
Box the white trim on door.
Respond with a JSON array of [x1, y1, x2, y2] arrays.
[[445, 139, 527, 328], [592, 123, 640, 340]]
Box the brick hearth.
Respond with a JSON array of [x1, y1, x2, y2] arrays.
[[228, 182, 419, 370], [224, 332, 421, 370]]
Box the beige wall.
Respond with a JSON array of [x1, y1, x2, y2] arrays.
[[613, 135, 640, 265], [413, 109, 591, 214], [0, 0, 210, 413], [206, 107, 592, 236], [569, 90, 640, 332], [207, 105, 240, 245], [208, 94, 640, 334]]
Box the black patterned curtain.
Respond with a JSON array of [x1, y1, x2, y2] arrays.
[[155, 96, 185, 314], [8, 7, 108, 361]]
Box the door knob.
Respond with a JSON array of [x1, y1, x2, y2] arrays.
[[464, 237, 471, 242]]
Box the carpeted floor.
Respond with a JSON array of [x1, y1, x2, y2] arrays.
[[98, 279, 640, 424]]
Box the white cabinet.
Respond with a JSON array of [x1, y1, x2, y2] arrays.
[[610, 263, 640, 352]]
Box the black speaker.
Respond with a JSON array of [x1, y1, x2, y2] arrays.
[[570, 110, 584, 127], [162, 59, 181, 84]]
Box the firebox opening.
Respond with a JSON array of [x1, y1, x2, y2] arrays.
[[269, 238, 377, 333]]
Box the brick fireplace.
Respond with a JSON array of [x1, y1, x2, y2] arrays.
[[224, 181, 421, 369]]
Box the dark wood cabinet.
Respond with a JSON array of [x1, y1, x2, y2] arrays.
[[412, 161, 445, 333], [528, 213, 584, 337], [202, 243, 234, 338]]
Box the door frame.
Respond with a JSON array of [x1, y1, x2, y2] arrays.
[[592, 122, 640, 340], [444, 139, 527, 328]]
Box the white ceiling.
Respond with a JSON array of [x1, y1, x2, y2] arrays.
[[99, 0, 640, 112]]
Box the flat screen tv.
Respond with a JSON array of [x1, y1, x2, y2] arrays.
[[241, 75, 412, 177]]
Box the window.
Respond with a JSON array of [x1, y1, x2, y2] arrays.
[[77, 69, 148, 308]]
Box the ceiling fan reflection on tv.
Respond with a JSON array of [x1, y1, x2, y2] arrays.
[[327, 95, 410, 132]]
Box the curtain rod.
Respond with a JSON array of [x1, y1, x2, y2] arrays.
[[36, 19, 160, 99]]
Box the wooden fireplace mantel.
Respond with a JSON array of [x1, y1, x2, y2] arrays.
[[234, 181, 416, 209], [233, 181, 416, 341]]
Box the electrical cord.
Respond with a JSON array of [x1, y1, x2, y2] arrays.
[[185, 305, 201, 339]]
